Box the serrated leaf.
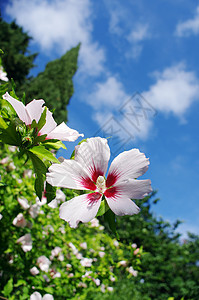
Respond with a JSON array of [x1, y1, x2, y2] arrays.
[[3, 278, 13, 297], [97, 200, 109, 217], [29, 145, 60, 163]]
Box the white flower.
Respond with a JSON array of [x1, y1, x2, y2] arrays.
[[13, 213, 27, 227], [80, 242, 87, 249], [48, 189, 66, 208], [101, 284, 106, 293], [80, 258, 93, 267], [107, 287, 114, 292], [17, 197, 30, 210], [127, 266, 138, 277], [58, 253, 64, 261], [68, 242, 78, 255], [7, 162, 15, 171], [36, 196, 47, 206], [118, 260, 127, 267], [113, 240, 119, 247], [76, 253, 83, 260], [0, 66, 8, 82], [30, 266, 40, 276], [37, 256, 51, 272], [47, 137, 151, 228], [8, 146, 17, 152], [23, 169, 33, 178], [93, 278, 100, 286], [98, 251, 105, 258], [51, 246, 62, 258], [0, 214, 3, 220], [82, 271, 92, 278], [3, 92, 83, 142], [17, 233, 32, 252], [0, 157, 9, 164], [131, 243, 137, 249], [90, 218, 100, 227], [29, 203, 40, 218], [30, 291, 54, 300], [110, 276, 116, 282]]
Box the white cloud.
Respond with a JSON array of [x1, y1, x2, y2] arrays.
[[175, 5, 199, 36], [89, 63, 199, 143], [128, 24, 149, 43], [143, 63, 199, 117], [87, 76, 129, 109], [5, 0, 105, 76], [126, 23, 150, 59]]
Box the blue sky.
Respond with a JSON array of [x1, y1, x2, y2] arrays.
[[1, 0, 199, 237]]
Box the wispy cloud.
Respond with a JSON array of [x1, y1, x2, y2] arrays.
[[175, 5, 199, 37], [5, 0, 105, 76], [126, 23, 150, 59]]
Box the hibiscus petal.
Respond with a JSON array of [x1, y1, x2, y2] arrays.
[[46, 159, 97, 190], [3, 92, 31, 125], [106, 149, 149, 187], [30, 292, 43, 300], [39, 108, 57, 136], [59, 193, 102, 228], [26, 99, 45, 123], [114, 179, 152, 199], [46, 122, 83, 141], [104, 189, 140, 216], [75, 137, 110, 183]]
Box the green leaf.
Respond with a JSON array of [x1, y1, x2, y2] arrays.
[[35, 172, 45, 200], [28, 151, 47, 174], [0, 123, 21, 146], [0, 181, 7, 188], [14, 279, 26, 287], [29, 145, 60, 163], [28, 151, 47, 199], [46, 182, 57, 203], [0, 115, 8, 129], [97, 199, 109, 217], [43, 140, 67, 150], [34, 134, 47, 144], [37, 106, 47, 132], [3, 278, 13, 297], [30, 119, 37, 129], [104, 209, 118, 237]]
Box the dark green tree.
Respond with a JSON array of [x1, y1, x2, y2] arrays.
[[21, 44, 80, 124], [0, 17, 37, 86]]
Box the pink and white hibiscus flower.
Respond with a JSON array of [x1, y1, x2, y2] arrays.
[[46, 137, 152, 228], [3, 92, 83, 141]]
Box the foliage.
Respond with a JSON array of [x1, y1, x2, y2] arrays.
[[0, 17, 37, 86], [0, 145, 141, 299], [20, 44, 80, 123], [102, 194, 199, 300]]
